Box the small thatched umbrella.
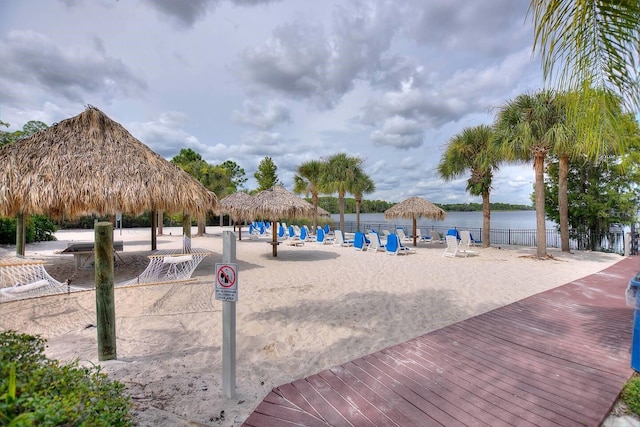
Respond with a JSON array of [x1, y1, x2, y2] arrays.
[[247, 185, 319, 257], [0, 105, 218, 253], [384, 196, 446, 247], [219, 192, 253, 240]]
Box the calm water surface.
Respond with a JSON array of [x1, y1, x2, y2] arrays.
[[332, 211, 557, 231]]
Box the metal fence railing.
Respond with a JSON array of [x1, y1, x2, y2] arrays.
[[337, 221, 629, 255]]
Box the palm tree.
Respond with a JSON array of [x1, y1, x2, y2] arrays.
[[351, 171, 375, 232], [553, 89, 625, 252], [530, 0, 640, 111], [321, 153, 363, 232], [548, 92, 573, 253], [494, 90, 565, 258], [293, 160, 325, 230], [530, 0, 637, 159], [438, 125, 499, 249]]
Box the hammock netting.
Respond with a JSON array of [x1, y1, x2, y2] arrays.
[[0, 257, 81, 302], [116, 246, 211, 287], [1, 236, 212, 301]]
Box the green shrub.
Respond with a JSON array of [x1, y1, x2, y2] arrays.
[[0, 217, 17, 244], [0, 330, 133, 426], [622, 374, 640, 415], [0, 215, 57, 244], [29, 215, 57, 242]]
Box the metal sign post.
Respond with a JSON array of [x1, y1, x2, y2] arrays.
[[217, 231, 237, 398]]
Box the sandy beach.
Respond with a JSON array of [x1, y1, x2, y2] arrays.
[[0, 226, 630, 426]]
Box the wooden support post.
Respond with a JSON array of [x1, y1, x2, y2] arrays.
[[183, 213, 191, 252], [151, 208, 157, 251], [15, 213, 26, 256], [157, 211, 164, 236], [95, 222, 116, 361], [222, 231, 236, 398], [271, 221, 278, 257]]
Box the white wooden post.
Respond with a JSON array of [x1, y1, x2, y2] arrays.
[[222, 231, 236, 398]]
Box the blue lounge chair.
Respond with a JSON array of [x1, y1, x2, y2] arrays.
[[353, 232, 367, 251], [385, 233, 415, 255], [300, 226, 308, 241], [446, 229, 460, 240], [285, 225, 305, 246], [316, 228, 333, 245]]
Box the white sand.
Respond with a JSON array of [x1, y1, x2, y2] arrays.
[[0, 226, 625, 426]]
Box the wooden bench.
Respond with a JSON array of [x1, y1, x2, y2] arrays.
[[61, 241, 124, 270]]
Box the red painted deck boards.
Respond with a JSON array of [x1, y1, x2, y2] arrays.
[[243, 256, 639, 427]]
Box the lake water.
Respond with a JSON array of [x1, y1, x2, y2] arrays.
[[331, 211, 557, 231]]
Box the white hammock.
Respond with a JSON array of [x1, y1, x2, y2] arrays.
[[116, 247, 211, 288], [0, 257, 80, 302]]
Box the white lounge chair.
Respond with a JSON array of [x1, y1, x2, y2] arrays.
[[395, 227, 412, 242], [367, 231, 385, 252], [334, 230, 353, 247], [443, 235, 478, 258], [419, 229, 432, 243], [459, 230, 479, 248]]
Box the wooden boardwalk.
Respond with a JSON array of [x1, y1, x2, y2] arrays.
[[244, 256, 639, 427]]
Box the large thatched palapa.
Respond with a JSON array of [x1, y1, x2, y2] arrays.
[[247, 185, 320, 257], [0, 106, 218, 251], [384, 196, 446, 246]]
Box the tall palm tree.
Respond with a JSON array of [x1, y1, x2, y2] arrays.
[[293, 160, 325, 230], [321, 153, 363, 232], [351, 171, 375, 232], [438, 125, 499, 248], [553, 89, 625, 252], [494, 90, 565, 258], [548, 92, 573, 253]]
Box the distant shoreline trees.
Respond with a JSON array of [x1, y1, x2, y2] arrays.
[[313, 197, 531, 215]]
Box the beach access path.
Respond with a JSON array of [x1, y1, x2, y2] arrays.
[[244, 255, 638, 427]]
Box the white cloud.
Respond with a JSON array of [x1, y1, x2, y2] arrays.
[[1, 0, 542, 205], [232, 99, 291, 129]]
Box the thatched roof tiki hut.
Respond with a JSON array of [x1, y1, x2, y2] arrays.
[[384, 196, 446, 246], [247, 185, 321, 257], [0, 105, 218, 254], [219, 192, 253, 240]]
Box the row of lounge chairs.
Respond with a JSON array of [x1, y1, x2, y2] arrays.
[[325, 229, 416, 255], [249, 221, 479, 257]]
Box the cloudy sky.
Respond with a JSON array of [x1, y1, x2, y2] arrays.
[[0, 0, 544, 205]]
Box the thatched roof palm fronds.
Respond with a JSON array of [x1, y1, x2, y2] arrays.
[[384, 197, 446, 247], [384, 197, 446, 221], [219, 191, 253, 222], [248, 185, 318, 221], [314, 205, 330, 218], [247, 185, 321, 257], [0, 106, 217, 219]]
